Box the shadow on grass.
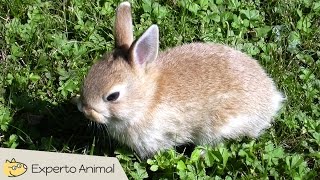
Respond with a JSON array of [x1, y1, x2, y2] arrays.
[[5, 89, 202, 160], [6, 90, 118, 156]]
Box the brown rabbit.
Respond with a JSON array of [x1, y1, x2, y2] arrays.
[[74, 1, 284, 158]]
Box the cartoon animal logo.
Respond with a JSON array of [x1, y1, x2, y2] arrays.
[[3, 158, 27, 177]]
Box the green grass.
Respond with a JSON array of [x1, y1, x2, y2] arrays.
[[0, 0, 319, 179]]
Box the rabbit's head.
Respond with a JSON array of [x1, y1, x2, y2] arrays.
[[76, 2, 160, 126]]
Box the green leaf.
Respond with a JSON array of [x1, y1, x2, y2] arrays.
[[297, 16, 311, 33], [228, 0, 241, 9], [243, 19, 250, 27], [4, 134, 19, 148], [190, 148, 201, 163], [240, 9, 260, 20], [303, 0, 313, 7], [286, 155, 305, 171], [29, 73, 41, 82], [132, 162, 148, 179], [142, 0, 152, 13], [291, 155, 305, 169], [146, 159, 154, 165], [10, 44, 24, 58], [220, 148, 229, 168], [0, 106, 11, 131], [6, 73, 14, 85], [216, 0, 223, 5], [57, 67, 69, 79], [187, 3, 200, 14], [314, 2, 320, 12], [176, 160, 187, 171], [209, 13, 220, 22], [287, 31, 301, 52], [309, 152, 320, 159], [238, 149, 247, 157], [204, 151, 215, 167], [150, 165, 158, 172], [198, 0, 209, 9], [67, 80, 78, 91], [255, 26, 271, 38]]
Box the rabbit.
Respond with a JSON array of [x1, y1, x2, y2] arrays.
[[73, 1, 284, 158]]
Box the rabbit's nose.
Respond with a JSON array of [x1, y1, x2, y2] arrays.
[[82, 106, 104, 123], [82, 106, 93, 116], [82, 106, 95, 121], [82, 105, 98, 117]]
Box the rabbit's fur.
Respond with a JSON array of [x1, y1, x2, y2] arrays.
[[75, 2, 284, 158]]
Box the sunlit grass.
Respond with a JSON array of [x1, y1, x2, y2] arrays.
[[0, 0, 319, 179]]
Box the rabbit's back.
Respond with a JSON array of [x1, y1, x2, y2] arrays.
[[148, 43, 283, 142]]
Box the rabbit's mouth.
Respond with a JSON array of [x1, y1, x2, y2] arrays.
[[77, 102, 106, 124], [82, 106, 106, 124], [72, 95, 111, 124]]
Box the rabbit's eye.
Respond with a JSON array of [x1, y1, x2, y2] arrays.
[[105, 92, 120, 102]]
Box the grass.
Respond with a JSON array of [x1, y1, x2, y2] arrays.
[[0, 0, 319, 179]]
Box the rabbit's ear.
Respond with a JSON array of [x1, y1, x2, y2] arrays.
[[130, 25, 159, 67], [115, 2, 133, 50]]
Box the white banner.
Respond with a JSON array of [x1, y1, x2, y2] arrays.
[[1, 148, 128, 180]]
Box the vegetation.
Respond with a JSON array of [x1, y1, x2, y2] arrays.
[[0, 0, 319, 179]]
